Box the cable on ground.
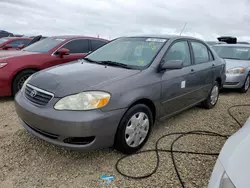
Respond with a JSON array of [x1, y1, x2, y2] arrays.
[[115, 104, 250, 188]]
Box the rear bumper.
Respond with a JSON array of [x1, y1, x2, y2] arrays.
[[223, 74, 245, 88], [15, 91, 127, 150]]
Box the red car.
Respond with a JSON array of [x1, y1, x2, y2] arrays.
[[0, 37, 32, 50], [0, 36, 108, 96]]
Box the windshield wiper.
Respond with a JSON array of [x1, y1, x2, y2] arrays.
[[100, 61, 132, 69], [82, 57, 103, 64]]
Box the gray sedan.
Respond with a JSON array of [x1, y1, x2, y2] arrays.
[[213, 44, 250, 93], [15, 35, 226, 154]]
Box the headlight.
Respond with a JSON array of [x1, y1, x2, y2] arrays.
[[226, 67, 244, 74], [0, 62, 7, 68], [54, 91, 111, 110], [21, 75, 33, 92], [220, 172, 235, 188]]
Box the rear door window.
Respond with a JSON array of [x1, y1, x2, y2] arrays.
[[61, 39, 89, 53]]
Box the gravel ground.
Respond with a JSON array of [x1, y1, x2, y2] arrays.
[[0, 91, 250, 188]]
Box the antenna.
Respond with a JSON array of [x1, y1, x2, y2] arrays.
[[180, 22, 187, 36]]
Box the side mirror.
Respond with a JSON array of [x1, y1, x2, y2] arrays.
[[2, 44, 12, 50], [160, 60, 183, 71], [57, 48, 70, 57], [18, 44, 25, 49]]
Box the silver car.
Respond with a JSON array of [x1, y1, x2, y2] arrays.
[[213, 44, 250, 93], [208, 117, 250, 188], [15, 35, 226, 154]]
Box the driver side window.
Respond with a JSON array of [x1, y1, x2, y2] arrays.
[[60, 39, 89, 54], [163, 41, 191, 67]]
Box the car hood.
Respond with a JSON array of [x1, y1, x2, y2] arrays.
[[0, 50, 38, 59], [218, 117, 250, 188], [29, 60, 141, 97], [224, 59, 250, 70]]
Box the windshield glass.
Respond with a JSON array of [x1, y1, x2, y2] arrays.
[[0, 38, 8, 45], [213, 46, 250, 60], [22, 37, 66, 52], [86, 37, 167, 68]]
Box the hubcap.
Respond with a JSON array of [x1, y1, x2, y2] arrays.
[[17, 75, 30, 90], [210, 85, 219, 105], [244, 76, 250, 91], [125, 112, 149, 148]]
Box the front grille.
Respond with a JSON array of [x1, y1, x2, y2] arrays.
[[25, 84, 54, 106]]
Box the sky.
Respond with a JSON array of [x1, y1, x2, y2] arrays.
[[1, 0, 250, 41]]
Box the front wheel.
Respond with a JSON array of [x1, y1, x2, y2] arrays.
[[239, 75, 249, 93], [114, 104, 153, 154], [12, 70, 37, 96], [201, 81, 219, 109]]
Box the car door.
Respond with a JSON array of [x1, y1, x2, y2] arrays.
[[189, 40, 213, 101], [161, 40, 198, 117], [51, 39, 90, 66]]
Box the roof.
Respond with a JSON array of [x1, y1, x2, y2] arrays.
[[49, 35, 108, 40], [214, 43, 250, 47], [3, 37, 31, 40], [123, 34, 201, 40]]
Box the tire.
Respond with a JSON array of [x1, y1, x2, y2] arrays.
[[239, 75, 250, 93], [12, 69, 37, 96], [201, 81, 219, 109], [114, 104, 153, 154]]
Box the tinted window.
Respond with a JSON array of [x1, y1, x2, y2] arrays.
[[8, 40, 30, 47], [191, 42, 209, 64], [91, 40, 107, 51], [213, 46, 250, 60], [23, 38, 66, 52], [61, 39, 89, 53], [87, 37, 166, 69], [163, 41, 191, 66], [0, 38, 8, 45]]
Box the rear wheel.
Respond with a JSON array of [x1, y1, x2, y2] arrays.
[[114, 104, 153, 154], [12, 69, 37, 96], [201, 81, 219, 109], [239, 75, 249, 93]]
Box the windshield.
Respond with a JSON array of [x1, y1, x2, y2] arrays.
[[213, 46, 250, 60], [0, 38, 8, 45], [22, 37, 66, 52], [86, 37, 167, 69]]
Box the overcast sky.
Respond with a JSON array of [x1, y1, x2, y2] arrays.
[[1, 0, 250, 41]]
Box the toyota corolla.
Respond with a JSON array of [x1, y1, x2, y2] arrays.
[[15, 35, 226, 154]]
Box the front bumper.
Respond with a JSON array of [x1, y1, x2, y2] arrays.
[[208, 159, 225, 188], [223, 74, 246, 88], [15, 91, 127, 150]]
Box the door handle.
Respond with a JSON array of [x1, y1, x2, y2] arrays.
[[190, 69, 195, 74]]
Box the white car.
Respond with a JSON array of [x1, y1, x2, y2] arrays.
[[208, 117, 250, 188]]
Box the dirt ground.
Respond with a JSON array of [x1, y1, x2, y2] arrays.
[[0, 91, 250, 188]]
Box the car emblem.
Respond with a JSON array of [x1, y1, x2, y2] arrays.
[[30, 89, 37, 97]]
